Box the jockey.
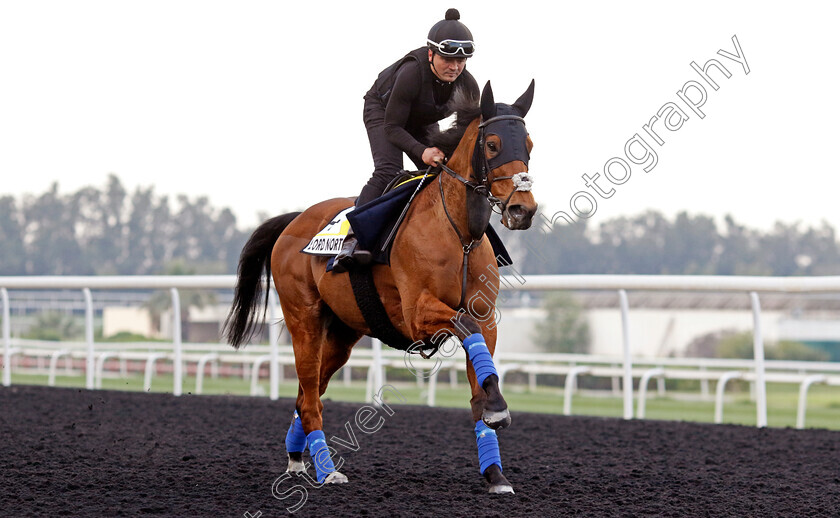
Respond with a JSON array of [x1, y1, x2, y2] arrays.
[[333, 8, 480, 273]]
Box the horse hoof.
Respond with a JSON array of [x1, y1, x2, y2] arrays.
[[484, 465, 514, 494], [489, 483, 515, 494], [287, 455, 306, 473], [482, 408, 511, 429], [324, 471, 349, 484]]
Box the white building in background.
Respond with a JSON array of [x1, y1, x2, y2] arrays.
[[577, 308, 781, 357], [495, 292, 840, 358], [102, 307, 155, 338], [494, 306, 775, 356], [103, 303, 281, 344]]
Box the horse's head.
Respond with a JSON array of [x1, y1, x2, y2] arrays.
[[475, 80, 538, 230]]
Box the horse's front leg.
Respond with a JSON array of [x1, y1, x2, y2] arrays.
[[406, 291, 513, 494], [459, 316, 510, 429], [460, 315, 514, 494], [459, 330, 510, 430]]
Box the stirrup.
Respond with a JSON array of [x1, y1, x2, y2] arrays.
[[333, 236, 371, 273], [353, 247, 373, 265]]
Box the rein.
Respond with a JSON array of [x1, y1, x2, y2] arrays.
[[438, 172, 483, 309], [436, 113, 530, 309]]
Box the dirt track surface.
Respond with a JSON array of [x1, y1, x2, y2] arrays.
[[2, 385, 839, 517]]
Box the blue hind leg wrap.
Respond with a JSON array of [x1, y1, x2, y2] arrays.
[[285, 410, 307, 453], [463, 334, 498, 387], [306, 430, 337, 483], [475, 420, 502, 474]]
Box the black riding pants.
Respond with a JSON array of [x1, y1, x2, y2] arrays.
[[359, 98, 426, 206]]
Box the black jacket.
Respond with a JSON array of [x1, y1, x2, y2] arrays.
[[365, 47, 479, 163]]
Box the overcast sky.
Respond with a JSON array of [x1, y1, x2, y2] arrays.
[[2, 1, 838, 232]]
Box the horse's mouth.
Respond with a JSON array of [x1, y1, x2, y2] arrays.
[[503, 204, 536, 230]]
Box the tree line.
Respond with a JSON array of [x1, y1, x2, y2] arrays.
[[0, 175, 248, 276], [502, 210, 840, 276], [3, 175, 839, 276]]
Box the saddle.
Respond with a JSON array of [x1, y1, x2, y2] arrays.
[[348, 171, 438, 265], [348, 170, 513, 266], [310, 170, 513, 353]]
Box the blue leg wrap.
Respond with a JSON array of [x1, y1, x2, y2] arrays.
[[306, 430, 337, 483], [475, 420, 502, 474], [284, 410, 307, 453], [463, 333, 498, 387]]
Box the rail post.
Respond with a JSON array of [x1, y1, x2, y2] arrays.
[[619, 289, 634, 420], [195, 353, 218, 395], [714, 371, 743, 424], [637, 368, 665, 419], [796, 375, 826, 429], [171, 288, 182, 396], [563, 366, 591, 416], [2, 288, 10, 387], [372, 338, 384, 397], [427, 365, 438, 407], [750, 292, 767, 427], [83, 288, 95, 390], [48, 349, 71, 386]]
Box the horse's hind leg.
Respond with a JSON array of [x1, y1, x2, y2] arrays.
[[283, 309, 360, 485], [317, 317, 361, 397]]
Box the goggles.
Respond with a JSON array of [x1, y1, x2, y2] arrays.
[[427, 39, 475, 57]]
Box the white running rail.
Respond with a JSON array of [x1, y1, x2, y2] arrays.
[[2, 275, 840, 427]]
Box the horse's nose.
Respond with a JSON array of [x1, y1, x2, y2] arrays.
[[506, 204, 537, 229]]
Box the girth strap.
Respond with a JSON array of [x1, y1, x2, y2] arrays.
[[348, 267, 414, 350]]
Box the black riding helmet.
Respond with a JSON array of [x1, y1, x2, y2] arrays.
[[427, 8, 475, 58]]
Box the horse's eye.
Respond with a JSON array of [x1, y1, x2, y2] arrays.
[[487, 142, 497, 152]]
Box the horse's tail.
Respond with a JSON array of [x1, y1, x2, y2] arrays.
[[224, 211, 302, 349]]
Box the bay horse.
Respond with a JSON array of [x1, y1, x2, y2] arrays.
[[224, 80, 537, 494]]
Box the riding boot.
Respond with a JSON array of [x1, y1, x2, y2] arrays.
[[333, 228, 372, 273]]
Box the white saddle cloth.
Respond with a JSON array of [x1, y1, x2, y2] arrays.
[[300, 207, 353, 256]]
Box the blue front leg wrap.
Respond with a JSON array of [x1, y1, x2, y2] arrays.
[[463, 333, 498, 387], [285, 410, 307, 453], [475, 420, 502, 474], [306, 430, 337, 483]]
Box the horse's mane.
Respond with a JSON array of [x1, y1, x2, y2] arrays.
[[426, 85, 481, 156]]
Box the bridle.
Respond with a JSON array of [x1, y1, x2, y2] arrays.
[[437, 114, 531, 216], [434, 113, 533, 312]]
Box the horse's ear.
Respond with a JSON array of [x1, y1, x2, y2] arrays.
[[480, 81, 496, 121], [512, 79, 535, 117]]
